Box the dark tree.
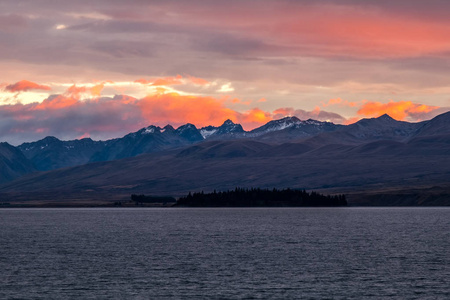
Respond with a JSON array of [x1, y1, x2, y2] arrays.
[[174, 188, 347, 207]]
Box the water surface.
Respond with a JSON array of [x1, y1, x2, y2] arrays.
[[1, 208, 449, 299]]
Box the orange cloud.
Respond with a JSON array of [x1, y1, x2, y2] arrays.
[[186, 75, 210, 86], [134, 78, 150, 84], [357, 100, 439, 121], [5, 80, 51, 92], [323, 98, 358, 108], [135, 75, 183, 86], [230, 98, 251, 105], [138, 92, 238, 127], [34, 95, 79, 110], [240, 108, 272, 129], [1, 83, 357, 144], [137, 92, 276, 130], [66, 83, 105, 97], [151, 75, 183, 86]]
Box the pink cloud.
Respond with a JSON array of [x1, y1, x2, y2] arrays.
[[5, 80, 51, 92]]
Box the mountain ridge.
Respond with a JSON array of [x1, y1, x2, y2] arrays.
[[17, 116, 345, 170], [1, 111, 449, 206]]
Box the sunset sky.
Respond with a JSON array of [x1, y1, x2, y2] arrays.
[[1, 0, 450, 144]]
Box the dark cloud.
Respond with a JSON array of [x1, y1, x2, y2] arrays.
[[0, 95, 146, 145], [272, 107, 346, 124]]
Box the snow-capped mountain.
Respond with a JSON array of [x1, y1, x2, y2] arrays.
[[248, 117, 342, 141], [199, 119, 245, 139], [89, 123, 203, 162], [249, 116, 302, 134], [14, 112, 450, 173]]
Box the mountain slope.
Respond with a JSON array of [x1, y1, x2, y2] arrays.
[[413, 111, 450, 137], [19, 136, 107, 171], [0, 142, 36, 184], [250, 117, 341, 142], [303, 114, 423, 147], [90, 124, 203, 162]]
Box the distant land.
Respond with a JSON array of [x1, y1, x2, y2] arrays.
[[1, 112, 450, 207]]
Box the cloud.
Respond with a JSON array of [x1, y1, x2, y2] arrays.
[[272, 107, 347, 123], [0, 77, 446, 145], [135, 75, 210, 87], [0, 88, 274, 144], [138, 92, 237, 128], [218, 83, 234, 93], [66, 83, 106, 97], [0, 95, 143, 145], [186, 75, 210, 86], [5, 80, 51, 92], [357, 100, 440, 121], [323, 98, 358, 108], [135, 75, 183, 86], [239, 108, 272, 129]]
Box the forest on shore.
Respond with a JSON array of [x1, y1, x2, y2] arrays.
[[174, 188, 347, 207]]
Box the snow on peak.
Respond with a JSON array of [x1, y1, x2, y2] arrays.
[[176, 123, 197, 133], [251, 116, 302, 134], [200, 128, 218, 139], [303, 119, 324, 126], [142, 125, 159, 134]]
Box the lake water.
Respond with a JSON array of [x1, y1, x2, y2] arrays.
[[1, 208, 449, 299]]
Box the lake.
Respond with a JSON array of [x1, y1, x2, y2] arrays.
[[1, 208, 449, 299]]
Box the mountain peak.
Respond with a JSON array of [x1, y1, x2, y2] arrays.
[[178, 123, 196, 130], [280, 116, 301, 122], [250, 116, 304, 134], [162, 125, 175, 132], [141, 125, 160, 134], [42, 136, 61, 142], [216, 119, 244, 135], [175, 123, 203, 142], [377, 113, 395, 121], [222, 119, 235, 126]]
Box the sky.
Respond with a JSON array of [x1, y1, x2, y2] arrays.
[[1, 0, 450, 145]]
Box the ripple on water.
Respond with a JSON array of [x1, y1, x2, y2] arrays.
[[0, 207, 449, 299]]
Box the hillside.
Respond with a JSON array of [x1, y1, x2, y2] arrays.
[[0, 142, 36, 184]]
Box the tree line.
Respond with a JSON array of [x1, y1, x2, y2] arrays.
[[174, 187, 347, 207]]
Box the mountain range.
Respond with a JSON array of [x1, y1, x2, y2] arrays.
[[1, 112, 450, 206], [16, 116, 339, 171]]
